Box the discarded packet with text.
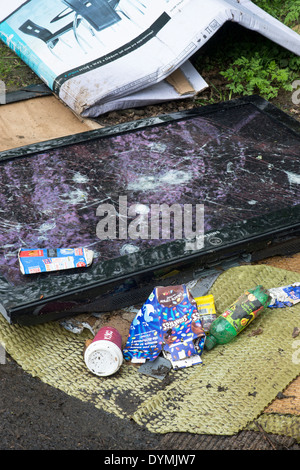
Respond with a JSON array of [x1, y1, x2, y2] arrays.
[[269, 283, 300, 308], [163, 335, 206, 370], [123, 284, 205, 364], [18, 247, 94, 275]]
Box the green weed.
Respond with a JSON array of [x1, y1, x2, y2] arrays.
[[0, 43, 40, 90], [253, 0, 300, 25], [194, 0, 300, 102], [220, 53, 295, 100]]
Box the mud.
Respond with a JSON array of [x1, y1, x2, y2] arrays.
[[1, 354, 300, 451]]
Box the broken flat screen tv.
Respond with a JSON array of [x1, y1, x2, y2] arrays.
[[0, 95, 299, 325]]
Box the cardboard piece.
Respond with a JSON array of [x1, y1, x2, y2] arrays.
[[0, 95, 102, 151], [166, 68, 195, 96]]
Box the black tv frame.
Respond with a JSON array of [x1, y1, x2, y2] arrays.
[[0, 95, 299, 325]]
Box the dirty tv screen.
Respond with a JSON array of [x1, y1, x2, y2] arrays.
[[0, 96, 299, 325]]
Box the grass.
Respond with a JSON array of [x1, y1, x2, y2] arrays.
[[0, 42, 42, 91]]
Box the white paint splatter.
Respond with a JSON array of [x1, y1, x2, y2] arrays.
[[127, 176, 157, 191], [72, 172, 89, 184], [120, 244, 140, 255], [149, 143, 167, 153], [285, 171, 300, 185], [160, 170, 191, 185], [60, 189, 88, 204], [127, 170, 191, 191], [226, 162, 234, 173], [38, 221, 56, 233]]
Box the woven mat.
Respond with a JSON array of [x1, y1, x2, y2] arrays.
[[0, 264, 299, 438]]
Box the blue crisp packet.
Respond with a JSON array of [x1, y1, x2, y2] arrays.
[[123, 285, 205, 363], [163, 333, 206, 370], [269, 283, 300, 308], [18, 247, 94, 275]]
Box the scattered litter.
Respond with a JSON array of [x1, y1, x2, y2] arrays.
[[84, 326, 123, 377], [138, 356, 172, 380], [268, 283, 300, 308], [123, 284, 205, 368], [18, 247, 94, 275], [72, 280, 300, 375], [65, 280, 300, 377], [205, 285, 271, 350]]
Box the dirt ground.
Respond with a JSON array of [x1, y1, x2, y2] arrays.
[[0, 355, 165, 451], [1, 355, 300, 452], [0, 34, 300, 451]]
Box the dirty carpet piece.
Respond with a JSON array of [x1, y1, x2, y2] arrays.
[[246, 414, 300, 444], [132, 265, 300, 434], [0, 265, 299, 436], [264, 375, 300, 416]]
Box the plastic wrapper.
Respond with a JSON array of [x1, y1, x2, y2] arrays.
[[193, 294, 217, 333], [268, 283, 300, 308], [123, 284, 205, 367]]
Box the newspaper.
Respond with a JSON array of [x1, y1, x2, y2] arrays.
[[0, 0, 299, 117]]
